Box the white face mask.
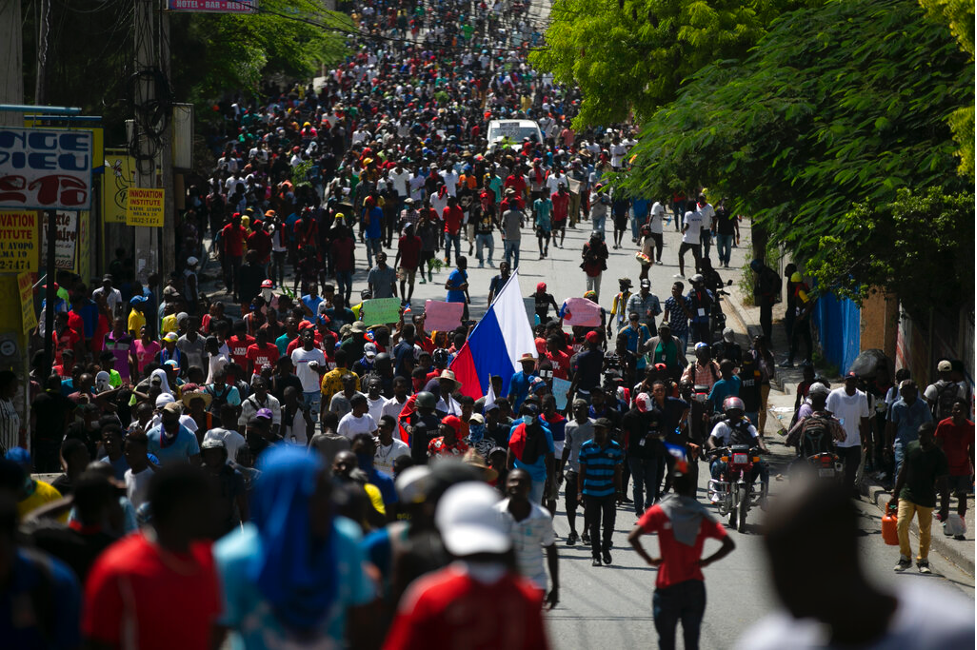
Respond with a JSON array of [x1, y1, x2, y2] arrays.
[[522, 415, 535, 425]]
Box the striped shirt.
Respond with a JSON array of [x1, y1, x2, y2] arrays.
[[578, 439, 624, 497]]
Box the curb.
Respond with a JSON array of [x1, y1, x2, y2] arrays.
[[860, 478, 975, 576]]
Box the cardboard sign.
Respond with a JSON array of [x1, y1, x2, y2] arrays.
[[0, 211, 38, 272], [39, 211, 77, 270], [126, 188, 165, 227], [424, 300, 464, 331], [552, 376, 572, 411], [0, 128, 93, 210], [18, 272, 37, 333], [361, 297, 402, 326], [560, 297, 602, 327]]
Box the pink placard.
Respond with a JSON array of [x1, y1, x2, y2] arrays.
[[423, 300, 464, 331]]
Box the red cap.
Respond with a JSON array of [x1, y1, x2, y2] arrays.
[[536, 282, 546, 292], [635, 393, 652, 413], [585, 331, 600, 344], [441, 415, 462, 434]]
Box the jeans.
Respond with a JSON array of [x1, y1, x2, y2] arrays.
[[591, 214, 606, 237], [653, 580, 706, 650], [629, 455, 659, 515], [564, 470, 585, 534], [585, 274, 602, 301], [529, 478, 545, 505], [271, 250, 287, 287], [631, 213, 648, 240], [303, 391, 322, 420], [699, 231, 712, 260], [893, 439, 907, 478], [504, 240, 520, 269], [444, 232, 461, 264], [716, 233, 734, 265], [475, 233, 494, 265], [365, 237, 382, 268], [336, 270, 353, 303], [837, 445, 861, 493], [585, 494, 616, 557], [897, 499, 934, 561]]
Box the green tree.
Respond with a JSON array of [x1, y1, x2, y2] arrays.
[[917, 0, 975, 178], [621, 0, 973, 311], [530, 0, 809, 126]]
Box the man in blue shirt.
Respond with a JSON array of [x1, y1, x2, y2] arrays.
[[886, 380, 933, 478], [363, 196, 384, 268], [507, 403, 555, 505], [508, 354, 538, 412], [445, 256, 470, 321], [578, 417, 624, 566], [707, 360, 742, 410], [147, 402, 201, 465]]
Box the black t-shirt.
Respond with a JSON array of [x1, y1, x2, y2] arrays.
[[486, 417, 513, 449], [270, 373, 304, 402], [393, 340, 415, 377], [622, 407, 665, 459], [658, 397, 690, 444], [715, 206, 736, 236], [27, 522, 117, 583], [573, 349, 604, 392], [31, 392, 75, 444], [533, 292, 557, 320], [900, 441, 949, 508]]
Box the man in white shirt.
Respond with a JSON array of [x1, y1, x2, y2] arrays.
[[388, 161, 412, 199], [291, 330, 326, 420], [337, 394, 378, 440], [494, 468, 559, 608], [440, 166, 460, 197], [381, 377, 410, 421], [694, 195, 717, 262], [92, 275, 123, 316], [825, 372, 871, 496], [373, 415, 410, 476], [678, 209, 703, 278]]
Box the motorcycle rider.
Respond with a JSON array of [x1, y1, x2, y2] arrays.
[[705, 397, 771, 501], [785, 382, 847, 460]]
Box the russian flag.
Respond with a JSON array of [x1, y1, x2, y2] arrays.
[[450, 271, 537, 399]]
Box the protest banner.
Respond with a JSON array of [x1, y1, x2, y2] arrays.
[[424, 300, 464, 331], [560, 297, 602, 327], [361, 297, 402, 326]]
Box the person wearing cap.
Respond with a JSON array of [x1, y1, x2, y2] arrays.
[[628, 462, 735, 650], [427, 415, 470, 459], [578, 416, 624, 565], [609, 278, 634, 334], [622, 392, 668, 515], [508, 353, 539, 412], [146, 402, 200, 465], [158, 331, 184, 374], [245, 411, 284, 461], [826, 372, 872, 495], [685, 275, 714, 345], [384, 481, 549, 649], [569, 329, 605, 404], [923, 359, 967, 422], [644, 321, 687, 381], [531, 282, 559, 324], [706, 396, 771, 497], [494, 468, 560, 609], [201, 438, 249, 537], [784, 382, 846, 458], [213, 445, 375, 649]]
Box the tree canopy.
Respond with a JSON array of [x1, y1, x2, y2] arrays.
[[615, 0, 973, 312], [530, 0, 811, 126]]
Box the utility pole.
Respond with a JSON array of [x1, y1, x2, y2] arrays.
[[159, 7, 175, 285], [133, 0, 158, 293], [35, 0, 50, 104]]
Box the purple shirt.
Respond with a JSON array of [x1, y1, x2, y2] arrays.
[[103, 331, 134, 380]]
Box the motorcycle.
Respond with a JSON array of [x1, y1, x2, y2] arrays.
[[806, 450, 844, 481], [707, 445, 762, 533]]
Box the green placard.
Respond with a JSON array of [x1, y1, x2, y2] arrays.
[[361, 297, 402, 326]]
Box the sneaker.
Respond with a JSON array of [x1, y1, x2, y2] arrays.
[[566, 531, 578, 546], [602, 550, 612, 565], [581, 531, 591, 545], [917, 561, 932, 574], [591, 557, 602, 567], [954, 534, 966, 541], [893, 556, 912, 572], [674, 273, 684, 279], [478, 262, 484, 268]]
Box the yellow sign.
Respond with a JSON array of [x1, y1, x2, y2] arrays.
[[126, 188, 165, 227], [0, 211, 39, 272], [103, 152, 136, 223], [18, 272, 36, 334]]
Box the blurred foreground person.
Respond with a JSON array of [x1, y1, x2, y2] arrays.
[[384, 481, 549, 650], [736, 481, 974, 649]]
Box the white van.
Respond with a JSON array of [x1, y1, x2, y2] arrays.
[[486, 119, 543, 150]]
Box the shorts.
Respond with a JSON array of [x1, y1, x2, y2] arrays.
[[949, 474, 972, 496], [399, 266, 416, 281], [420, 250, 436, 264], [613, 214, 628, 230]]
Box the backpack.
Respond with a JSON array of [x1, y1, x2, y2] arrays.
[[799, 413, 833, 457], [727, 419, 756, 446], [207, 384, 233, 415], [934, 381, 960, 421]]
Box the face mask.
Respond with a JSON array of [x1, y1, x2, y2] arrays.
[[468, 423, 485, 443], [522, 415, 535, 426]]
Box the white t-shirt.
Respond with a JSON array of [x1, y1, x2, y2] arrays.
[[682, 211, 703, 243], [367, 396, 386, 425], [124, 466, 154, 509], [495, 499, 555, 590], [388, 169, 412, 197], [440, 170, 460, 197], [373, 437, 410, 476], [696, 202, 716, 229], [735, 583, 975, 650], [291, 347, 326, 392], [203, 427, 247, 464], [609, 143, 629, 168], [709, 419, 759, 446], [826, 388, 870, 448], [337, 412, 377, 440], [649, 201, 665, 234]]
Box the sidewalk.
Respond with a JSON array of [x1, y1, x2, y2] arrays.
[[722, 236, 975, 576]]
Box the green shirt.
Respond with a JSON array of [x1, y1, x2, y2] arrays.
[[899, 441, 949, 508]]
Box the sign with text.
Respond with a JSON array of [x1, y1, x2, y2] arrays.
[[560, 297, 602, 327], [40, 211, 78, 270], [0, 128, 93, 210], [0, 211, 38, 272], [361, 297, 402, 326], [126, 188, 165, 227], [18, 272, 36, 334], [551, 376, 572, 411], [168, 0, 257, 13], [102, 153, 136, 223], [423, 300, 464, 332]]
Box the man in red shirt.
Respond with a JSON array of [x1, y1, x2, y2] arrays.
[[383, 482, 549, 650], [628, 462, 735, 650], [227, 320, 256, 370], [504, 167, 527, 200], [442, 196, 464, 267], [222, 214, 247, 299], [246, 328, 280, 378], [247, 220, 273, 266], [84, 464, 220, 650], [395, 222, 422, 303], [935, 398, 975, 530], [544, 335, 571, 379], [551, 183, 570, 248]]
